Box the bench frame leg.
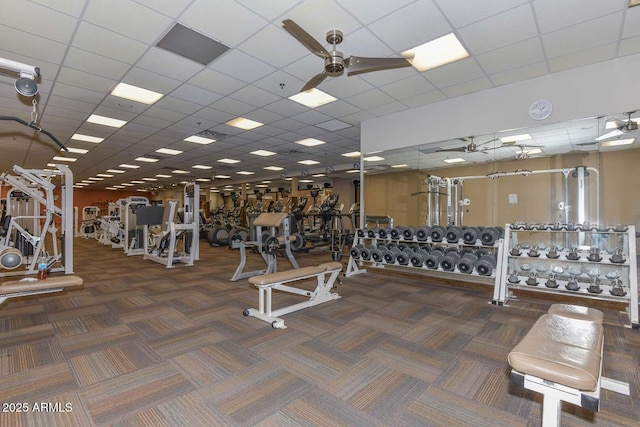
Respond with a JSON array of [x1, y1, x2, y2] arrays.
[[246, 269, 342, 328]]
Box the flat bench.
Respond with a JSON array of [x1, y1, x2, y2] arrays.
[[0, 275, 84, 305], [243, 262, 343, 328], [508, 304, 629, 427]]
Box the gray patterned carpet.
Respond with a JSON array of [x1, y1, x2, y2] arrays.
[[0, 236, 638, 426]]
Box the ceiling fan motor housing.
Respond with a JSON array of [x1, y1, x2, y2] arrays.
[[324, 52, 345, 76]]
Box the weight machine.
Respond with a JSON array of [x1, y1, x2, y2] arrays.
[[123, 196, 149, 256], [0, 164, 74, 277], [425, 166, 599, 229], [141, 183, 200, 268], [79, 206, 100, 239], [230, 212, 299, 282]]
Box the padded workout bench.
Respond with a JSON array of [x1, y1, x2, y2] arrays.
[[508, 304, 630, 427], [243, 261, 342, 328], [0, 275, 84, 305]]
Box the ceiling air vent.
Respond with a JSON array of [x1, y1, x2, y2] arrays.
[[196, 129, 230, 140], [156, 23, 229, 65]]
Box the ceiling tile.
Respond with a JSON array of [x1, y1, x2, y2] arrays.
[[122, 67, 182, 94], [209, 49, 276, 84], [548, 43, 617, 73], [72, 22, 148, 64], [622, 5, 640, 38], [235, 0, 302, 21], [434, 0, 529, 28], [0, 1, 77, 44], [132, 0, 192, 17], [338, 0, 415, 24], [440, 77, 493, 98], [170, 84, 223, 106], [238, 24, 307, 68], [84, 0, 172, 43], [476, 37, 544, 75], [380, 74, 435, 100], [136, 47, 204, 82], [180, 0, 267, 46], [424, 58, 486, 88], [64, 47, 131, 80], [489, 62, 548, 87], [534, 0, 625, 34], [229, 85, 281, 108], [458, 4, 538, 54], [188, 68, 246, 96], [369, 1, 452, 51], [283, 0, 361, 38], [542, 12, 622, 59], [0, 26, 67, 65]]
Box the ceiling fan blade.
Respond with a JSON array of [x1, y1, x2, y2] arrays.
[[595, 129, 625, 141], [345, 56, 413, 76], [282, 19, 330, 59], [300, 72, 328, 92]]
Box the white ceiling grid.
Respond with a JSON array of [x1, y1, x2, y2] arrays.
[[0, 0, 637, 190]]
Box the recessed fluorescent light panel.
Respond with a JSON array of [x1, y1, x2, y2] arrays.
[[218, 158, 240, 164], [392, 164, 409, 168], [299, 179, 313, 183], [172, 170, 190, 174], [156, 174, 172, 178], [298, 160, 320, 165], [52, 156, 76, 162], [196, 178, 211, 182], [156, 148, 183, 155], [107, 169, 125, 174], [88, 177, 104, 181], [71, 133, 104, 143], [184, 135, 216, 144], [135, 156, 159, 163], [237, 171, 254, 175], [65, 147, 89, 154], [601, 138, 634, 147], [295, 138, 325, 147], [142, 177, 157, 181], [251, 150, 276, 156], [96, 173, 114, 178], [346, 169, 360, 173], [111, 82, 163, 105], [288, 88, 337, 108], [225, 117, 263, 130], [119, 164, 140, 169], [342, 151, 361, 158], [523, 148, 542, 155], [444, 158, 466, 163], [215, 175, 231, 179], [131, 180, 145, 184], [364, 156, 385, 161], [192, 165, 212, 170], [500, 134, 532, 143], [312, 174, 325, 178], [264, 166, 283, 171], [403, 33, 469, 72], [87, 114, 127, 128], [120, 183, 134, 186]]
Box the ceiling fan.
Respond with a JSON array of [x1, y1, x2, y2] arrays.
[[282, 19, 414, 92], [435, 136, 497, 154], [592, 111, 638, 142]]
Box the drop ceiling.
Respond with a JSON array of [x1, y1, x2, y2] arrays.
[[0, 0, 639, 191]]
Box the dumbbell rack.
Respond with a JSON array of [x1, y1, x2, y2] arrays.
[[345, 226, 506, 289], [493, 223, 638, 329]]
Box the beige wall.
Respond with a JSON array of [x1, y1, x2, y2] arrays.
[[363, 148, 638, 229]]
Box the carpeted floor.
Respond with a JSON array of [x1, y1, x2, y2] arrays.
[[0, 237, 638, 426]]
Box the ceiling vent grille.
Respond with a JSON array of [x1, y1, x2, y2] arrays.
[[196, 129, 230, 140], [156, 23, 229, 65]]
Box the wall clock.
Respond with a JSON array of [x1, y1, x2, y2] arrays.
[[528, 99, 552, 120]]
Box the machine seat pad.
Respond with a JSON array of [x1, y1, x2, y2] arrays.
[[249, 266, 325, 286], [253, 212, 288, 227], [547, 304, 604, 323], [508, 314, 603, 391], [318, 262, 343, 272], [1, 275, 84, 294]]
